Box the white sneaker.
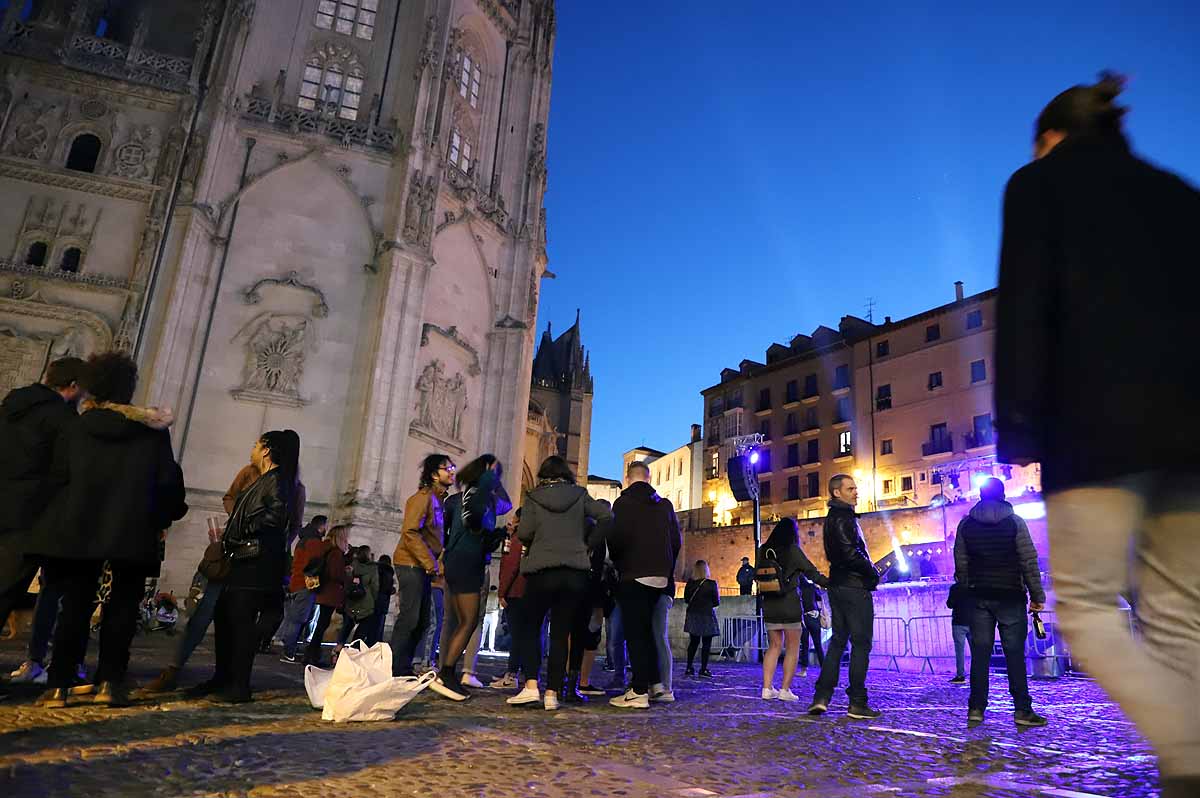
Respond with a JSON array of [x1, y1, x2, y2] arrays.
[[428, 676, 470, 702], [651, 688, 675, 704], [544, 692, 559, 711], [460, 673, 484, 689], [609, 689, 650, 709], [800, 669, 808, 677], [490, 674, 517, 689], [506, 685, 541, 705], [761, 687, 779, 700], [10, 661, 47, 684], [778, 689, 800, 702]]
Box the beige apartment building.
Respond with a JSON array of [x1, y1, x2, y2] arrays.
[[697, 282, 1040, 528], [612, 426, 704, 511]]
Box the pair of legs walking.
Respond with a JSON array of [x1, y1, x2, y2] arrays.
[[615, 581, 661, 696], [389, 566, 432, 676], [967, 598, 1032, 715], [211, 587, 278, 700], [1046, 474, 1200, 786], [813, 585, 874, 712], [517, 567, 589, 691], [763, 628, 802, 696], [686, 634, 713, 673]]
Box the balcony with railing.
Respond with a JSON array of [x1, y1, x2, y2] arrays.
[[964, 430, 996, 449], [922, 435, 954, 457], [239, 95, 399, 153]]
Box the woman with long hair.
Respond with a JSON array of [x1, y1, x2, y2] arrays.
[[199, 429, 301, 703], [303, 525, 348, 666], [757, 518, 827, 703], [507, 456, 613, 710], [683, 560, 720, 678], [433, 454, 512, 700]]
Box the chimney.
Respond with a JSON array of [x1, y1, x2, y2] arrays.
[[690, 423, 702, 443], [884, 315, 892, 325], [955, 281, 964, 302]]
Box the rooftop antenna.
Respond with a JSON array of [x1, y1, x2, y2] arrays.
[[865, 297, 876, 323]]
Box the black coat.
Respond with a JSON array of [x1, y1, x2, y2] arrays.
[[223, 469, 294, 591], [995, 135, 1200, 491], [822, 501, 879, 591], [0, 384, 77, 535], [757, 543, 827, 625], [26, 406, 186, 569], [608, 481, 682, 587]]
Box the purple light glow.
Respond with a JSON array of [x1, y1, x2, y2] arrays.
[[749, 451, 760, 465]]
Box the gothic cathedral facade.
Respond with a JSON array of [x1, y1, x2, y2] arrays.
[[0, 0, 556, 592]]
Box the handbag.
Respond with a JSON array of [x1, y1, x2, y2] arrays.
[[197, 540, 232, 582]]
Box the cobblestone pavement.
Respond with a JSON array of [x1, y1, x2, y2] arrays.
[[0, 635, 1159, 798]]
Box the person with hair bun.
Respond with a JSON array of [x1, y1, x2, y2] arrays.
[[997, 71, 1200, 797]]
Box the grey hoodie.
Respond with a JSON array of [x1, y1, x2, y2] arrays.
[[954, 499, 1045, 604], [517, 481, 613, 575]]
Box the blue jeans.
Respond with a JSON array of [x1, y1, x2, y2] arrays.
[[413, 585, 444, 668], [606, 605, 626, 686], [652, 593, 673, 691], [969, 597, 1032, 712], [173, 579, 223, 669], [278, 588, 315, 658], [814, 585, 875, 706], [952, 623, 972, 679]]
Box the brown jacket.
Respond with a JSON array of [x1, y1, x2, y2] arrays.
[[393, 485, 445, 572]]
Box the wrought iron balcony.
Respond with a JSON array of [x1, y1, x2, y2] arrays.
[[922, 436, 954, 457]]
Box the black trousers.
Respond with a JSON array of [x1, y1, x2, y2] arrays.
[[687, 634, 714, 670], [255, 594, 285, 649], [390, 566, 432, 676], [43, 558, 143, 688], [304, 603, 336, 665], [616, 581, 662, 695], [800, 613, 826, 666], [212, 587, 276, 697], [520, 567, 589, 687]]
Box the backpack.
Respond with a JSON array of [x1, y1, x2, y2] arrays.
[[755, 548, 787, 594]]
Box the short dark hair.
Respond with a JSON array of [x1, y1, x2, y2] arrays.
[[1036, 70, 1127, 141], [537, 455, 575, 484], [419, 453, 453, 489], [626, 460, 650, 479], [311, 514, 329, 527], [81, 351, 138, 404], [980, 477, 1006, 503], [741, 556, 750, 562], [457, 453, 501, 487], [43, 357, 85, 390], [828, 474, 852, 497]]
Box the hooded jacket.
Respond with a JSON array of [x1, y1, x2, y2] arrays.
[[345, 557, 380, 619], [607, 481, 681, 586], [953, 499, 1045, 604], [26, 401, 186, 569], [517, 481, 613, 575], [822, 500, 879, 591], [0, 383, 78, 535]]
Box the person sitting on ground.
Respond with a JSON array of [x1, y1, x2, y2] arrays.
[[757, 518, 828, 703], [684, 560, 720, 678]]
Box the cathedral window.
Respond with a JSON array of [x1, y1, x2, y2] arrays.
[[315, 0, 378, 41], [459, 53, 482, 109], [299, 50, 365, 121], [448, 129, 473, 172], [59, 248, 82, 273], [65, 134, 102, 173], [24, 241, 48, 268]]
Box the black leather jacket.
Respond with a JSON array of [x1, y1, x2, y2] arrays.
[[223, 468, 292, 590], [822, 501, 879, 591]]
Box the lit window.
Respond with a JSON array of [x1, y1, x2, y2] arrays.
[[882, 478, 895, 495], [460, 54, 482, 108], [449, 129, 474, 171], [315, 0, 376, 40], [838, 430, 852, 456]]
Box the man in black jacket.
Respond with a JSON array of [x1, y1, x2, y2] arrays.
[[0, 358, 86, 648], [736, 557, 754, 595], [996, 73, 1199, 794], [955, 478, 1046, 726], [810, 474, 880, 718], [606, 460, 681, 709]]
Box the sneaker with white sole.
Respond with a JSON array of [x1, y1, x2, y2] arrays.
[[807, 698, 829, 715], [9, 660, 47, 684], [761, 687, 779, 700], [544, 692, 559, 711], [428, 676, 470, 701], [460, 673, 484, 689], [609, 689, 650, 709], [506, 685, 541, 705], [650, 688, 675, 704], [847, 704, 882, 719], [490, 674, 517, 689], [778, 689, 800, 702]]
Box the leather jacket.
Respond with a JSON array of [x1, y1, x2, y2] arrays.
[[822, 500, 879, 591], [224, 469, 289, 552]]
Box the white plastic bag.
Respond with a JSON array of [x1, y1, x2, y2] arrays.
[[305, 663, 335, 709], [321, 640, 436, 722]]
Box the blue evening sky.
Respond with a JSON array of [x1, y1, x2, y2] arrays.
[[537, 2, 1200, 480]]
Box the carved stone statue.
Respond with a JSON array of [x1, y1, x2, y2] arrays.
[[412, 359, 468, 443], [178, 133, 206, 200], [419, 175, 437, 245], [402, 172, 422, 243], [271, 69, 287, 110]]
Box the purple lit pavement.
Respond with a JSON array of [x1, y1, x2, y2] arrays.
[[0, 634, 1158, 797]]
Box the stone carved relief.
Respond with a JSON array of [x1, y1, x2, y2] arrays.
[[420, 323, 481, 376], [0, 328, 50, 399], [111, 124, 162, 181], [230, 272, 327, 407], [415, 15, 439, 78], [411, 359, 468, 443], [2, 98, 63, 160], [178, 133, 206, 200], [402, 172, 437, 247]]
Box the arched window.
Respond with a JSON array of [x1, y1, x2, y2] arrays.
[[448, 128, 473, 172], [314, 0, 378, 40], [59, 248, 82, 273], [65, 134, 102, 173], [299, 51, 365, 121], [24, 241, 48, 268], [459, 52, 482, 109]]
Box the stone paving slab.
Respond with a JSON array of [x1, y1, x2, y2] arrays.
[[0, 636, 1159, 797]]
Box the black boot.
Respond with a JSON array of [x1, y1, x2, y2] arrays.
[[564, 671, 586, 703]]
